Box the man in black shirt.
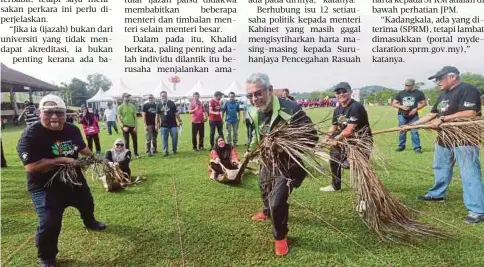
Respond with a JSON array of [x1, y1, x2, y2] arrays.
[[156, 91, 183, 156], [320, 82, 372, 193], [142, 94, 158, 156], [411, 66, 484, 224], [392, 79, 427, 153], [16, 95, 105, 267]]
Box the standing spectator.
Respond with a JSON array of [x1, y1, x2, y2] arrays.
[[79, 105, 101, 155], [282, 88, 295, 101], [16, 94, 105, 267], [103, 102, 119, 135], [65, 106, 77, 124], [209, 91, 224, 148], [392, 79, 427, 153], [189, 92, 206, 151], [156, 91, 183, 156], [117, 93, 139, 158], [18, 101, 39, 127], [142, 94, 158, 156], [242, 100, 254, 148], [222, 92, 241, 146], [412, 66, 484, 223]]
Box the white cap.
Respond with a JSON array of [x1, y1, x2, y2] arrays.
[[39, 94, 66, 110]]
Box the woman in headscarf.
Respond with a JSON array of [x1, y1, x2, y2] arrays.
[[79, 105, 101, 155], [209, 136, 242, 183], [102, 139, 132, 191]]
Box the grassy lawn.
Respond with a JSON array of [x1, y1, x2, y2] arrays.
[[2, 106, 484, 267]]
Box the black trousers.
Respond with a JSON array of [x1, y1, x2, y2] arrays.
[[30, 182, 96, 261], [258, 165, 305, 240], [1, 140, 6, 167], [123, 126, 138, 155], [245, 119, 253, 146], [209, 120, 224, 149], [192, 122, 205, 149], [86, 134, 101, 153]]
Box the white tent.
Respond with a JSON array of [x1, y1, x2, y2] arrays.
[[105, 79, 134, 98], [185, 80, 213, 98], [87, 89, 115, 103], [224, 80, 245, 96], [151, 81, 185, 99]]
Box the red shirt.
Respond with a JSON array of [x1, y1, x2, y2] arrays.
[[209, 99, 222, 122], [190, 100, 205, 123]]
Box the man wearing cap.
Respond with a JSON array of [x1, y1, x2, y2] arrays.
[[18, 101, 40, 127], [142, 94, 158, 156], [410, 66, 484, 223], [209, 91, 224, 148], [156, 91, 183, 156], [103, 102, 119, 135], [117, 93, 140, 158], [392, 79, 426, 153], [16, 95, 105, 267], [320, 82, 372, 192], [245, 73, 318, 256]]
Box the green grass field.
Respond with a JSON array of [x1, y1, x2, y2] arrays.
[[2, 107, 484, 267]]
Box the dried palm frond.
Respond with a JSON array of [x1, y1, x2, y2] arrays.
[[45, 156, 103, 188], [244, 110, 447, 242]]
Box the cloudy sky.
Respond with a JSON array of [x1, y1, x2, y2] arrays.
[[1, 2, 483, 96]]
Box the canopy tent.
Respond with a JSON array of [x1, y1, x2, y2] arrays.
[[224, 80, 245, 96], [151, 81, 185, 99], [105, 79, 134, 98], [87, 89, 115, 103], [185, 80, 213, 98]]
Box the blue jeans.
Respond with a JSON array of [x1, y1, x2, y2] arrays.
[[161, 126, 178, 155], [427, 144, 484, 215], [30, 184, 95, 261], [106, 121, 118, 135], [397, 114, 421, 150]]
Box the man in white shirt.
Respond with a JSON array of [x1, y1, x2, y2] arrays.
[[103, 102, 118, 135]]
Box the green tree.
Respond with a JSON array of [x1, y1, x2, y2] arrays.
[[461, 72, 484, 94], [86, 73, 112, 93], [68, 78, 90, 107], [364, 88, 397, 105]]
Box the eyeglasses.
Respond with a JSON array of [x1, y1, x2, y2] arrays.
[[115, 144, 124, 147], [247, 89, 265, 99], [43, 110, 66, 117], [335, 89, 348, 95]]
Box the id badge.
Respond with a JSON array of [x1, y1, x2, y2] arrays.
[[164, 111, 167, 116]]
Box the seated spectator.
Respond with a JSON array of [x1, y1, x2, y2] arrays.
[[208, 136, 242, 183]]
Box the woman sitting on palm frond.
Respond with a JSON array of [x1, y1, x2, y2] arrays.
[[209, 136, 242, 183], [101, 139, 132, 191]]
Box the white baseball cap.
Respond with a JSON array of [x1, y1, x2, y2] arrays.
[[39, 94, 66, 110]]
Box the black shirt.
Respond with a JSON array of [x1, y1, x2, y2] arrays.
[[17, 123, 87, 191], [332, 99, 372, 137], [24, 106, 39, 127], [142, 103, 157, 126], [156, 100, 178, 128], [431, 82, 481, 146], [394, 90, 426, 116]]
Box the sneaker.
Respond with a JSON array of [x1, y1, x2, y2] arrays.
[[193, 148, 198, 152], [274, 238, 289, 256], [320, 185, 337, 192], [199, 147, 205, 151], [134, 153, 140, 159], [84, 220, 106, 231], [464, 213, 484, 224], [164, 153, 168, 157], [415, 148, 422, 154], [40, 259, 57, 267], [396, 147, 405, 152], [251, 211, 268, 221], [416, 194, 444, 201]]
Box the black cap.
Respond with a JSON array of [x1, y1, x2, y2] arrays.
[[333, 82, 351, 91], [428, 66, 460, 80], [214, 91, 223, 97]]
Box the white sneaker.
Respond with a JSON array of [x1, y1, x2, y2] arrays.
[[320, 185, 336, 192]]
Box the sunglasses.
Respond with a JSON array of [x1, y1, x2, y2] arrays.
[[43, 110, 66, 117], [335, 89, 348, 95], [247, 89, 266, 99], [115, 143, 124, 147]]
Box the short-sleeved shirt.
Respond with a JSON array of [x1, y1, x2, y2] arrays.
[[189, 100, 205, 123], [431, 82, 481, 146], [16, 123, 87, 191], [332, 99, 372, 137], [209, 99, 222, 122], [24, 106, 39, 127], [394, 90, 426, 116], [223, 100, 240, 124], [117, 103, 137, 127], [157, 100, 178, 128], [142, 103, 157, 126], [104, 107, 117, 122]]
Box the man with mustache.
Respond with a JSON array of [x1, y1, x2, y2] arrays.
[[17, 95, 105, 267], [320, 82, 372, 193], [245, 73, 317, 256], [411, 66, 484, 224]]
